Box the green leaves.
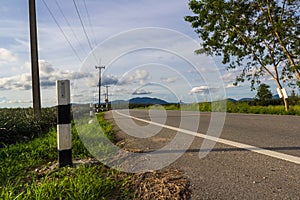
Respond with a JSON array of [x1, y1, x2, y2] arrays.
[[185, 0, 300, 90], [255, 83, 273, 104]]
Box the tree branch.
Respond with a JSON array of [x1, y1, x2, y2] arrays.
[[279, 0, 287, 24], [232, 26, 276, 80], [266, 0, 300, 81], [263, 40, 281, 82], [263, 40, 276, 67]]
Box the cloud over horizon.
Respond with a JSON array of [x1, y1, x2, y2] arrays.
[[0, 60, 91, 90], [189, 85, 222, 96], [132, 89, 152, 95]]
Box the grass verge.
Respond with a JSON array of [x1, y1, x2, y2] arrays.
[[0, 112, 130, 200]]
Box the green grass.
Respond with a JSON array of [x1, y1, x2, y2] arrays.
[[16, 165, 126, 200], [0, 111, 130, 200], [96, 114, 115, 142], [157, 101, 300, 115], [225, 102, 300, 115]]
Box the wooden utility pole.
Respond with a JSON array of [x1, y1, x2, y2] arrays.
[[29, 0, 41, 119]]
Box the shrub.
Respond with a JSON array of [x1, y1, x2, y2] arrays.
[[0, 108, 56, 146]]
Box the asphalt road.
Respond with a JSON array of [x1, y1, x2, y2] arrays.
[[106, 110, 300, 199]]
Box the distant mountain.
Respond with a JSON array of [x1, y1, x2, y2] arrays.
[[110, 97, 169, 106], [129, 97, 169, 105], [226, 98, 237, 102], [238, 97, 254, 102]]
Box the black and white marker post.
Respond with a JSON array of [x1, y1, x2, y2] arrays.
[[90, 103, 94, 118], [56, 80, 72, 167]]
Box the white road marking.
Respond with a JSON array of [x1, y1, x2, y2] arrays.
[[115, 110, 300, 165]]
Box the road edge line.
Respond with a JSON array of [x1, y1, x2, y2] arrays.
[[114, 110, 300, 165]]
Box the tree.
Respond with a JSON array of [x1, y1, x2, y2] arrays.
[[255, 83, 273, 105], [185, 0, 300, 111], [289, 90, 299, 105]]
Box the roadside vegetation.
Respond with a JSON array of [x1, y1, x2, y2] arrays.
[[0, 108, 191, 199], [3, 100, 297, 198], [0, 108, 56, 147], [148, 99, 300, 116], [0, 109, 131, 199], [149, 84, 300, 116]]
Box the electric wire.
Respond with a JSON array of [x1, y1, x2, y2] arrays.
[[72, 0, 98, 63], [54, 0, 88, 56], [41, 0, 82, 62], [83, 0, 98, 47]]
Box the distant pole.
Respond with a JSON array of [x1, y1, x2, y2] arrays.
[[105, 85, 110, 110], [29, 0, 41, 119], [95, 65, 105, 110], [90, 103, 94, 118], [56, 80, 72, 167]]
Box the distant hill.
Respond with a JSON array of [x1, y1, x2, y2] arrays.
[[226, 98, 237, 102], [110, 97, 169, 107], [129, 97, 169, 105], [238, 97, 254, 102]]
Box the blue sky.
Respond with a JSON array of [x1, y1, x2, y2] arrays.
[[0, 0, 277, 108]]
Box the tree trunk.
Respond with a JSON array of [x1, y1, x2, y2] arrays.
[[274, 79, 289, 111], [283, 96, 289, 112]]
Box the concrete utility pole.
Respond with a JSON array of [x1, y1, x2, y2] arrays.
[[29, 0, 41, 119], [105, 85, 110, 110], [95, 65, 105, 110]]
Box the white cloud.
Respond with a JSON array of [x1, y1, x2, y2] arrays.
[[132, 89, 152, 95], [225, 84, 238, 89], [0, 60, 91, 90], [222, 72, 237, 83], [190, 86, 209, 94], [0, 48, 18, 67], [189, 86, 220, 96], [161, 76, 179, 83], [0, 74, 31, 90], [119, 69, 149, 85], [94, 69, 150, 87]]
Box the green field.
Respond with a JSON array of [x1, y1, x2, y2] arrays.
[[149, 101, 300, 116]]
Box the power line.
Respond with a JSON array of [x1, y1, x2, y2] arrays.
[[54, 0, 88, 56], [72, 0, 94, 52], [41, 0, 82, 62], [83, 0, 98, 47], [72, 0, 98, 63]]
